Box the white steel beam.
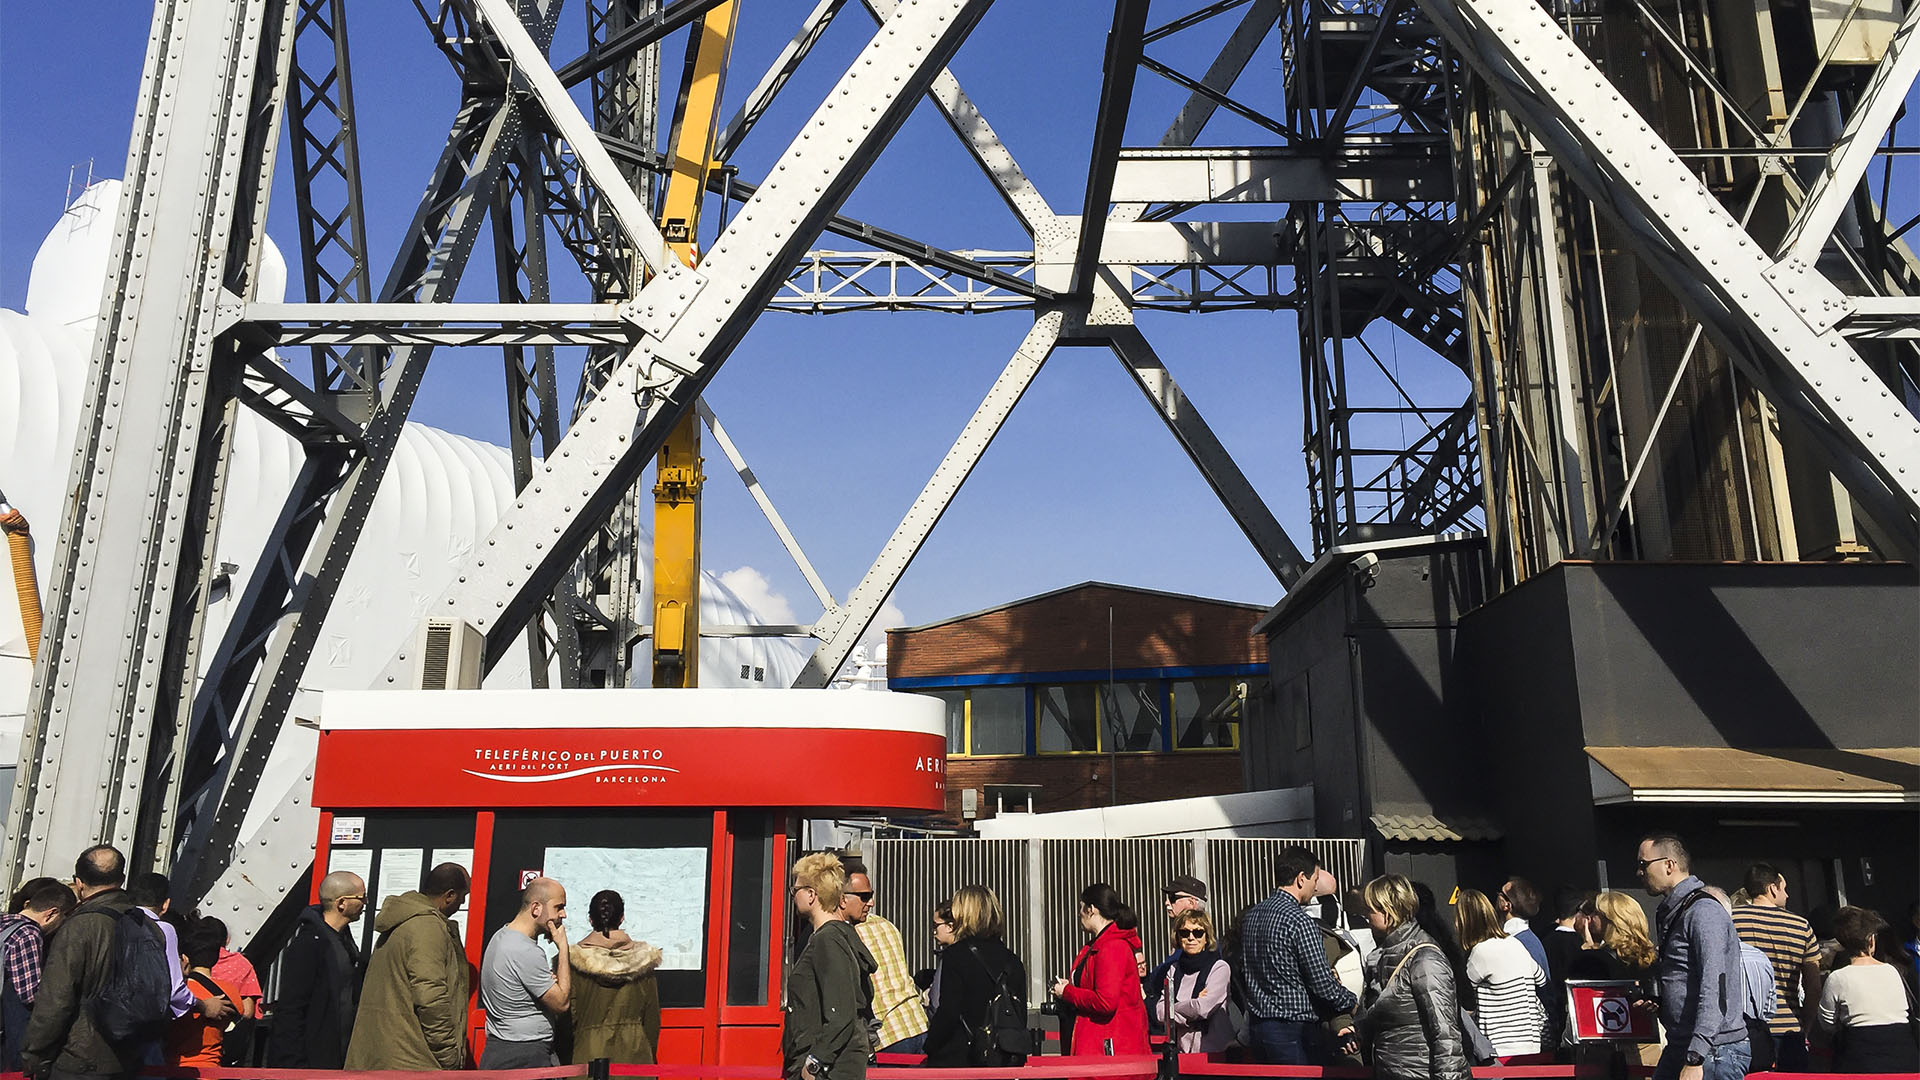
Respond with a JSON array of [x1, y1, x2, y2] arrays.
[[860, 0, 1055, 234], [470, 0, 672, 275], [793, 313, 1065, 688], [1777, 3, 1920, 266], [1418, 0, 1920, 532], [367, 0, 996, 682], [6, 0, 291, 881], [716, 0, 846, 161], [696, 400, 837, 612], [1105, 326, 1310, 586], [1111, 145, 1453, 204]]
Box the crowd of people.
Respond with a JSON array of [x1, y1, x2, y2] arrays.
[[3, 836, 1913, 1079], [780, 837, 1920, 1080], [4, 847, 667, 1078]]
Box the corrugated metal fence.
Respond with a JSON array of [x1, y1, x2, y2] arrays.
[[865, 837, 1365, 1001]]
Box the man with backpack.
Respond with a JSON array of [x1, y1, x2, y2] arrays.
[[20, 846, 149, 1080], [1638, 833, 1749, 1080]]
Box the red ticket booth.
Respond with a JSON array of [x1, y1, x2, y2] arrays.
[[309, 688, 947, 1066]]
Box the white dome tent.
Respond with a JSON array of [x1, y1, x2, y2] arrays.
[[0, 180, 811, 845]]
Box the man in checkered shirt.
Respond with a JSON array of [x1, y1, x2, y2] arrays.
[[0, 878, 76, 1070], [1236, 846, 1357, 1065], [840, 863, 929, 1055]]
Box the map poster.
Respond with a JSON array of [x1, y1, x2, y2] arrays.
[[541, 846, 708, 970]]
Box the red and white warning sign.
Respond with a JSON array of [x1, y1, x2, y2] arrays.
[[1567, 981, 1657, 1042]]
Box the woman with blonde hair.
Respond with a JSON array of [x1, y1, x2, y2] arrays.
[[1154, 910, 1234, 1053], [1455, 889, 1546, 1058], [781, 853, 877, 1080], [568, 890, 663, 1064], [1354, 875, 1470, 1080], [923, 885, 1027, 1067], [1573, 892, 1657, 979]]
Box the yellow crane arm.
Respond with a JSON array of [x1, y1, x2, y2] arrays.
[[651, 1, 738, 688]]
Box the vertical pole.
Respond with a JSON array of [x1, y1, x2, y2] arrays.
[[1027, 838, 1047, 1006]]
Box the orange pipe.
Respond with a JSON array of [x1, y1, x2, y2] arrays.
[[1, 507, 42, 661]]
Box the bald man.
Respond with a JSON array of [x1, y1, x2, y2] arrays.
[[478, 877, 572, 1068], [269, 871, 365, 1067]]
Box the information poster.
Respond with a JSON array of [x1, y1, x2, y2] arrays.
[[328, 848, 374, 881], [542, 846, 707, 970], [376, 849, 425, 906]]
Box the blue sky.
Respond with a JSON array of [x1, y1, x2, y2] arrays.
[[1, 2, 1451, 635]]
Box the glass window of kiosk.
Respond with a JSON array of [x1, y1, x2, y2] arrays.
[[321, 811, 479, 959], [485, 813, 715, 1009]]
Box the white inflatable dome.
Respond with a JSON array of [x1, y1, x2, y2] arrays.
[[0, 180, 811, 842]]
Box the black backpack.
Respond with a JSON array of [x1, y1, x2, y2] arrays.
[[87, 910, 174, 1043], [964, 943, 1029, 1066]]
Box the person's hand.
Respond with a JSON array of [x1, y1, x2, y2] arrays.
[[1679, 1064, 1703, 1080], [1050, 976, 1070, 997], [550, 919, 569, 952], [1336, 1026, 1357, 1056], [201, 993, 233, 1021]]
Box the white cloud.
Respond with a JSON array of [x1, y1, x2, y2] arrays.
[[860, 597, 907, 647], [716, 565, 797, 625]]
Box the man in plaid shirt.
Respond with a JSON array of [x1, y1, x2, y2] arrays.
[[1, 878, 76, 1070], [1237, 847, 1357, 1065], [841, 865, 929, 1054]]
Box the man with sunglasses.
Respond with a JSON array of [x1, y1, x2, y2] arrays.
[[268, 870, 366, 1068], [1145, 876, 1211, 1031], [840, 863, 927, 1056], [1638, 833, 1748, 1080]]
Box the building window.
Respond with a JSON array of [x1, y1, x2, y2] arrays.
[[1172, 677, 1253, 749], [967, 686, 1027, 756], [1036, 683, 1100, 753], [1101, 681, 1164, 751], [924, 690, 966, 754]]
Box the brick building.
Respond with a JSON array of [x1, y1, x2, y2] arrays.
[[886, 582, 1268, 830]]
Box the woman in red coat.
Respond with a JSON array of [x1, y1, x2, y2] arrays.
[[1050, 883, 1151, 1058]]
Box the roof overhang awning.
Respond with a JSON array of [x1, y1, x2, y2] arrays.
[[1586, 746, 1920, 806]]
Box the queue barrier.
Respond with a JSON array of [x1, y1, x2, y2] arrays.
[[100, 1058, 1920, 1080]]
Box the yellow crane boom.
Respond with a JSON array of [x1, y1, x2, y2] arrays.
[[651, 1, 737, 688]]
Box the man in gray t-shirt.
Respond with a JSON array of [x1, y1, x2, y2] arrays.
[[478, 877, 572, 1068]]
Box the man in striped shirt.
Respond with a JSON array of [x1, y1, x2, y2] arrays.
[[1732, 863, 1822, 1072]]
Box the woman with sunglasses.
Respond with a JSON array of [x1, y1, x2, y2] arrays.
[[1155, 911, 1235, 1054], [782, 853, 877, 1080], [1050, 884, 1150, 1059]]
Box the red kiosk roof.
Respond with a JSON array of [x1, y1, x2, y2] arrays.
[[313, 689, 947, 812]]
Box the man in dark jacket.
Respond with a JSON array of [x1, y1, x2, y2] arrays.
[[20, 846, 146, 1080], [267, 870, 365, 1067]]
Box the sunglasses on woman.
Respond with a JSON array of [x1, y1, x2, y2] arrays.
[[1176, 929, 1208, 940]]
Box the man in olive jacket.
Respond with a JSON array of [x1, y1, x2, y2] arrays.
[[20, 846, 145, 1080], [344, 863, 471, 1070]]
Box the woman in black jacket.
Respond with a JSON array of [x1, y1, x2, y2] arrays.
[[922, 885, 1027, 1067], [1355, 875, 1471, 1080]]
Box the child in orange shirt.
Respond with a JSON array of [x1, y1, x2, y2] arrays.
[[167, 920, 239, 1068]]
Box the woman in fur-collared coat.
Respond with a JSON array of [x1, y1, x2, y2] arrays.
[[568, 891, 664, 1064]]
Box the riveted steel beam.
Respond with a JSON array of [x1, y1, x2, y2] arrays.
[[1418, 0, 1920, 535], [361, 0, 997, 685]]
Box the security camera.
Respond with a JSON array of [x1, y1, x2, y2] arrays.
[[1350, 551, 1380, 589]]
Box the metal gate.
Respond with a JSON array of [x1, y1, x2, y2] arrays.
[[865, 837, 1366, 1001]]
